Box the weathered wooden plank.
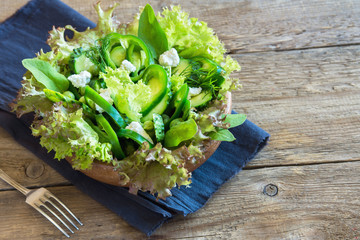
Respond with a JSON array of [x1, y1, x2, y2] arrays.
[[234, 45, 360, 102], [1, 161, 359, 239], [236, 91, 360, 167], [155, 161, 360, 239], [0, 127, 69, 190], [2, 0, 360, 53]]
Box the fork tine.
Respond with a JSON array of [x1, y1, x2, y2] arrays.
[[46, 192, 83, 226], [46, 198, 79, 230], [38, 199, 74, 234], [32, 203, 70, 238]]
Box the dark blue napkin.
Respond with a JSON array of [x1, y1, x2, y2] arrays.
[[0, 0, 270, 236]]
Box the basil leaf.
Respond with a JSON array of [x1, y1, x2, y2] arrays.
[[22, 59, 69, 92], [138, 4, 169, 59], [223, 114, 247, 128], [208, 129, 236, 142]]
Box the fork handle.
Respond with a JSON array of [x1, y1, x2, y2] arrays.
[[0, 169, 30, 195]]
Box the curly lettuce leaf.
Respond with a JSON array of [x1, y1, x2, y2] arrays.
[[114, 143, 194, 199], [31, 103, 113, 169], [10, 73, 53, 117], [47, 3, 119, 63], [157, 5, 225, 64], [100, 67, 152, 122]]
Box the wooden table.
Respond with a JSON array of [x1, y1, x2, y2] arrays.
[[1, 0, 360, 239]]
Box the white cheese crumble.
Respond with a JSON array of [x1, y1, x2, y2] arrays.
[[159, 48, 180, 67], [120, 60, 136, 72], [67, 71, 91, 88], [195, 21, 202, 27], [125, 121, 154, 144], [188, 87, 202, 97], [95, 88, 114, 113]]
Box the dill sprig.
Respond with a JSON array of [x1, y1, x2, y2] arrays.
[[84, 39, 108, 73], [181, 61, 224, 97]]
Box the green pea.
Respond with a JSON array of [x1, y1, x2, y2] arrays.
[[62, 91, 75, 99]]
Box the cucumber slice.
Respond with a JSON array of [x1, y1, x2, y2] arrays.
[[190, 91, 212, 108], [69, 52, 98, 75], [140, 65, 169, 117], [173, 58, 192, 76], [110, 46, 126, 67], [141, 92, 170, 122]]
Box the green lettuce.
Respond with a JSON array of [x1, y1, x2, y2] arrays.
[[100, 67, 152, 122], [10, 73, 53, 117], [31, 103, 113, 170], [114, 143, 193, 199], [156, 6, 224, 63], [47, 3, 120, 63]]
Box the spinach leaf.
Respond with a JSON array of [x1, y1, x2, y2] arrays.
[[138, 4, 169, 59], [223, 114, 247, 128], [208, 129, 236, 142], [22, 59, 69, 92]]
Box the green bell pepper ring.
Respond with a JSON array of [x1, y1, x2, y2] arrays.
[[95, 114, 125, 159], [182, 99, 191, 120], [84, 86, 126, 129], [164, 83, 189, 129], [140, 64, 169, 117], [116, 129, 154, 148], [101, 33, 153, 78], [84, 118, 110, 143], [164, 118, 198, 148]]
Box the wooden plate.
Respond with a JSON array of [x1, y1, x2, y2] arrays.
[[66, 92, 232, 186]]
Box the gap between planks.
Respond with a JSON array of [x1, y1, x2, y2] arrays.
[[243, 158, 360, 170], [227, 42, 360, 55]]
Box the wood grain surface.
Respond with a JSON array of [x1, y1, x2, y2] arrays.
[[1, 0, 360, 239]]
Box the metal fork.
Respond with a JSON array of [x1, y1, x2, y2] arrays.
[[0, 168, 83, 238]]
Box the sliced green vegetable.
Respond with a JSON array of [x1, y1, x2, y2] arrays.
[[138, 4, 169, 59], [153, 113, 165, 142], [22, 59, 69, 92], [165, 83, 189, 129], [110, 46, 126, 67], [69, 48, 98, 75], [173, 58, 192, 76], [141, 91, 171, 122], [140, 64, 169, 117], [164, 118, 198, 148], [84, 86, 126, 128], [96, 114, 125, 159], [182, 99, 191, 120], [192, 57, 224, 74], [190, 90, 212, 108], [84, 118, 110, 143], [116, 129, 154, 148], [100, 33, 153, 79]]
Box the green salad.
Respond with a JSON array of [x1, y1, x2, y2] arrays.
[[11, 3, 245, 199]]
